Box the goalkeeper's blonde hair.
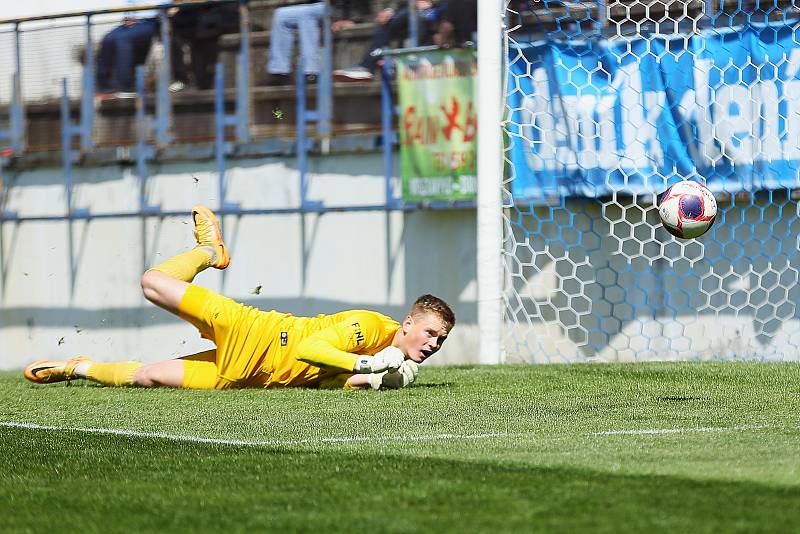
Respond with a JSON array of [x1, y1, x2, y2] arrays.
[[410, 294, 456, 330]]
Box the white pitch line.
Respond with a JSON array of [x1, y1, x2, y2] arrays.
[[1, 421, 778, 447], [590, 424, 773, 436], [0, 421, 527, 447]]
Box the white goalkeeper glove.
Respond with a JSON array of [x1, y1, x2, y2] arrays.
[[354, 345, 405, 374], [368, 360, 419, 390]]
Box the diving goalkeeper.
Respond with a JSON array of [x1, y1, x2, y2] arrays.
[[24, 205, 454, 391]]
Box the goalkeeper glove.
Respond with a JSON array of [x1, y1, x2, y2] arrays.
[[368, 360, 419, 390], [354, 345, 405, 374]]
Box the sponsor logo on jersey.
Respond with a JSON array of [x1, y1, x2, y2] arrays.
[[280, 331, 288, 346], [351, 322, 365, 346]]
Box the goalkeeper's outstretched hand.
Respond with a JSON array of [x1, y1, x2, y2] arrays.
[[354, 346, 405, 374], [368, 360, 419, 390]]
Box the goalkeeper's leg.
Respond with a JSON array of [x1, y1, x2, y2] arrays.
[[25, 350, 219, 388], [24, 356, 157, 387], [24, 206, 236, 389], [141, 204, 230, 314], [131, 350, 219, 388]]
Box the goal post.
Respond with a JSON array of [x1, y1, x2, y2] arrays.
[[477, 0, 505, 364], [490, 1, 800, 363]]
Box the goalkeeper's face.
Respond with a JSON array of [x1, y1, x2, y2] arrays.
[[400, 312, 450, 363]]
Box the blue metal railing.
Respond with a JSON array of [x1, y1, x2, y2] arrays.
[[235, 0, 251, 143], [135, 65, 161, 215], [60, 78, 90, 219], [156, 8, 173, 147], [407, 0, 420, 47], [381, 58, 398, 210], [292, 1, 331, 210], [0, 0, 788, 225], [0, 0, 339, 223], [0, 0, 485, 224], [0, 22, 24, 157], [80, 17, 95, 152]]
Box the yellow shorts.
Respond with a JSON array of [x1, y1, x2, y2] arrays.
[[179, 350, 218, 389], [177, 284, 288, 389]]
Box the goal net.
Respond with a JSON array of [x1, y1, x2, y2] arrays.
[[500, 0, 800, 362]]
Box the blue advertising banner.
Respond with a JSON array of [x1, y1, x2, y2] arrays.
[[507, 23, 800, 200]]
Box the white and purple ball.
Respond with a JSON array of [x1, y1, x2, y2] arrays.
[[658, 181, 717, 239]]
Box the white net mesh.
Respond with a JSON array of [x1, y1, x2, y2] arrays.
[[502, 0, 800, 362]]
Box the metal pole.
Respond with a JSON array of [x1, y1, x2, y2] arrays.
[[13, 23, 21, 85], [61, 78, 74, 216], [407, 0, 418, 47], [214, 62, 226, 209], [80, 15, 95, 151], [317, 0, 332, 152], [297, 58, 308, 208], [155, 8, 172, 146], [594, 0, 606, 35], [9, 73, 24, 153], [705, 0, 717, 26], [381, 59, 395, 208], [236, 0, 251, 142], [11, 23, 24, 153], [476, 0, 504, 364], [135, 66, 148, 213]]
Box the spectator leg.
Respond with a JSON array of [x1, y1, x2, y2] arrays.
[[171, 30, 191, 85], [112, 19, 159, 92], [359, 9, 410, 72], [444, 0, 478, 44], [191, 38, 218, 90], [96, 30, 119, 92], [295, 3, 326, 75], [267, 5, 303, 75]]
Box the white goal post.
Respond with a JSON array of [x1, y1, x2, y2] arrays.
[[477, 0, 505, 364]]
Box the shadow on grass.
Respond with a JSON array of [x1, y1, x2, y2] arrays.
[[2, 426, 799, 532]]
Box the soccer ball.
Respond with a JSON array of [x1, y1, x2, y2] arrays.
[[657, 181, 717, 239]]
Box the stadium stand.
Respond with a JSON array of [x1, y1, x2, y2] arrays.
[[0, 0, 401, 159], [2, 0, 796, 167]]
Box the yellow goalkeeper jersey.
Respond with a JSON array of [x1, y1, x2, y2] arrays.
[[264, 309, 401, 388], [178, 284, 400, 389]]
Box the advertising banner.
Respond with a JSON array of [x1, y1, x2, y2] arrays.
[[396, 48, 478, 202], [507, 23, 800, 200]]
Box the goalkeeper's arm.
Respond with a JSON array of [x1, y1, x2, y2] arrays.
[[296, 313, 405, 373], [317, 361, 419, 390], [344, 360, 419, 390]]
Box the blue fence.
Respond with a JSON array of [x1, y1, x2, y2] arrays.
[[502, 0, 800, 363], [0, 0, 465, 223]]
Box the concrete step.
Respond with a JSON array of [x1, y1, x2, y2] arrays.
[[216, 23, 380, 89], [22, 80, 388, 151]]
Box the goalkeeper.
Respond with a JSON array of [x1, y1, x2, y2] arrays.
[[24, 205, 454, 391]]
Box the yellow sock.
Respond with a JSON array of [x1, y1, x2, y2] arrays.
[[86, 362, 143, 387], [150, 247, 213, 282]]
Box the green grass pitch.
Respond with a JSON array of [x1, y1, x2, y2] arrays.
[[2, 362, 799, 532]]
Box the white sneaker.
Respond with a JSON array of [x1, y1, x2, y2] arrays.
[[333, 66, 374, 82]]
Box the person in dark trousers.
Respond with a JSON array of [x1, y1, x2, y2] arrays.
[[334, 1, 447, 82], [96, 0, 166, 96], [432, 0, 477, 46], [170, 2, 241, 91]]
